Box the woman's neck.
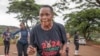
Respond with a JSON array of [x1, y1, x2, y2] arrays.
[[21, 27, 26, 30], [41, 21, 53, 31]]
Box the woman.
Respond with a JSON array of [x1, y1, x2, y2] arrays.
[[2, 27, 12, 56], [27, 5, 68, 56], [13, 22, 30, 56], [66, 33, 71, 44], [74, 31, 79, 55]]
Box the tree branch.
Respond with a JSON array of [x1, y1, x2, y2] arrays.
[[86, 0, 100, 7], [96, 0, 100, 5]]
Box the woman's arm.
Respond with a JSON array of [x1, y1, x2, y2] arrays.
[[11, 30, 20, 39], [57, 24, 68, 56], [27, 31, 30, 44], [27, 27, 37, 55], [2, 32, 6, 40]]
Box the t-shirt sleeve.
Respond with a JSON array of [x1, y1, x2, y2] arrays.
[[58, 24, 67, 44], [30, 27, 37, 47], [2, 32, 6, 38]]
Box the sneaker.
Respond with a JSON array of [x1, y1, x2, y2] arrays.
[[74, 50, 79, 55]]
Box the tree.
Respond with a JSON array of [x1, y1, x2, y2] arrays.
[[53, 0, 100, 40], [7, 0, 40, 27], [65, 8, 100, 40], [53, 0, 100, 14], [53, 0, 100, 22]]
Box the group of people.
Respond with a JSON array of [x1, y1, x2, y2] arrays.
[[2, 5, 80, 56], [2, 22, 30, 56], [66, 32, 80, 55]]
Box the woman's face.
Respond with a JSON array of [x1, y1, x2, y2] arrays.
[[6, 27, 10, 32], [39, 7, 53, 26], [20, 23, 25, 29]]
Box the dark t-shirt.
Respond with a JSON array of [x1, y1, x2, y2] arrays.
[[30, 22, 67, 56], [74, 34, 79, 43], [3, 31, 12, 41]]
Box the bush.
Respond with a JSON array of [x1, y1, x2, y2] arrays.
[[90, 32, 100, 41]]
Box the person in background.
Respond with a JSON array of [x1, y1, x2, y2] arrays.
[[2, 27, 12, 56], [74, 31, 80, 55], [12, 22, 30, 56], [66, 33, 71, 44], [27, 5, 68, 56]]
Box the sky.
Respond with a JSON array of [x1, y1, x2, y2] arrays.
[[0, 0, 21, 27], [0, 0, 74, 27], [0, 0, 79, 27]]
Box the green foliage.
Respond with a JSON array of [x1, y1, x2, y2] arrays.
[[53, 0, 100, 40], [65, 8, 100, 40], [7, 0, 40, 27], [53, 0, 100, 16], [0, 30, 3, 34], [0, 37, 3, 46], [90, 32, 100, 39]]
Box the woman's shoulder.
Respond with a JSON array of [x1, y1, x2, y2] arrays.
[[31, 24, 41, 30], [54, 22, 65, 28]]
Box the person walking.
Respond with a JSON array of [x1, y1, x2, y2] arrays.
[[2, 27, 12, 56], [66, 33, 71, 44], [74, 31, 80, 55]]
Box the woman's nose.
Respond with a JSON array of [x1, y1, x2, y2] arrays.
[[42, 15, 47, 19]]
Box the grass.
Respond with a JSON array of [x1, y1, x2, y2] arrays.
[[0, 37, 16, 46], [92, 41, 100, 45], [0, 37, 3, 46]]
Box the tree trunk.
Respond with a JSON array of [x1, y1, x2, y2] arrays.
[[31, 20, 33, 27], [83, 32, 86, 40], [25, 21, 29, 28], [86, 32, 91, 40]]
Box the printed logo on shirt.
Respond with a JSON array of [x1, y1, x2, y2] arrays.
[[4, 32, 11, 41], [41, 40, 61, 56]]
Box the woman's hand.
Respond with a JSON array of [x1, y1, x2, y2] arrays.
[[59, 49, 67, 56], [59, 43, 68, 56], [27, 45, 36, 55]]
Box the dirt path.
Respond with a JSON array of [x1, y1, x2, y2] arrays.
[[0, 42, 100, 56]]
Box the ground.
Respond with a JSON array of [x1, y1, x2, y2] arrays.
[[0, 42, 100, 56]]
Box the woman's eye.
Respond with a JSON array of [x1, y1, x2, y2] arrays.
[[46, 14, 49, 16]]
